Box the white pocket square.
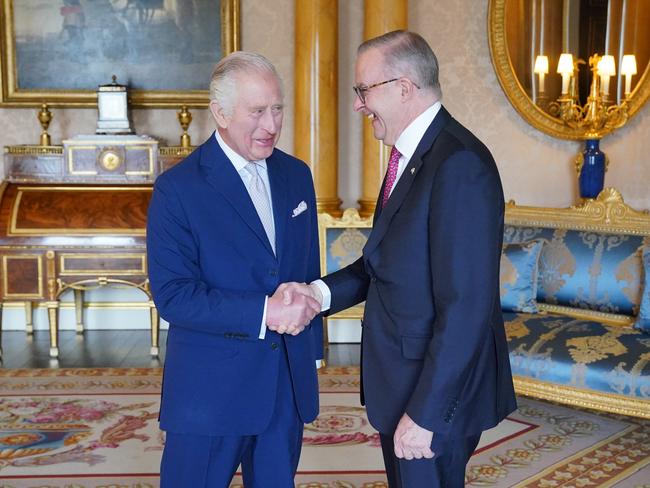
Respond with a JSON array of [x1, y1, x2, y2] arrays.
[[291, 201, 308, 217]]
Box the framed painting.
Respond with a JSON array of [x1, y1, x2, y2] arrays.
[[0, 0, 240, 108]]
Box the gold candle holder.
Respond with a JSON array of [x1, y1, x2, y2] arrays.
[[548, 54, 628, 139], [38, 103, 53, 146], [177, 105, 192, 148]]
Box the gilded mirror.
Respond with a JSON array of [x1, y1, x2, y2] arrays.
[[488, 0, 650, 140]]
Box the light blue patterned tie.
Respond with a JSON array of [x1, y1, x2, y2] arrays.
[[244, 162, 276, 254]]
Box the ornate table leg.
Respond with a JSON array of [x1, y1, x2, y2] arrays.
[[24, 301, 33, 334], [45, 251, 59, 358], [74, 289, 84, 334], [46, 301, 60, 358], [150, 302, 160, 357]]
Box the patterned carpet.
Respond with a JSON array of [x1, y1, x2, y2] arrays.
[[0, 367, 647, 487]]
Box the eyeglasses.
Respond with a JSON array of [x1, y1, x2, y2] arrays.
[[353, 78, 420, 104]]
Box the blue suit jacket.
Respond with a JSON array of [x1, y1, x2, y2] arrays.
[[147, 133, 323, 436], [322, 107, 517, 438]]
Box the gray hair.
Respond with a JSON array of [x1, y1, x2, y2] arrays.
[[359, 30, 442, 99], [209, 51, 284, 116]]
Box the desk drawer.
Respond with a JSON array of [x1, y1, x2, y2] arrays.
[[1, 254, 44, 299], [59, 253, 147, 276]]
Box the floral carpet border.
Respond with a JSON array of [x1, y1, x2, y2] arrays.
[[0, 368, 162, 378], [0, 366, 359, 378], [0, 367, 360, 395], [466, 402, 650, 487], [0, 369, 163, 396], [520, 423, 650, 487]]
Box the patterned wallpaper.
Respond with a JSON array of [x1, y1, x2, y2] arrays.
[[1, 0, 648, 211]]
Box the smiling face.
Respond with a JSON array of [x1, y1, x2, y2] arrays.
[[354, 47, 410, 147], [210, 71, 284, 161]]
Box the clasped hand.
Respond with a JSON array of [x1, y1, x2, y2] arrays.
[[394, 413, 435, 460], [266, 282, 323, 335]]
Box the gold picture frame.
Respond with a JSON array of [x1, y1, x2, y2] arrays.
[[0, 0, 240, 108]]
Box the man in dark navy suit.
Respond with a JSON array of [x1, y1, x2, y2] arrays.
[[147, 52, 323, 487], [287, 31, 517, 487]]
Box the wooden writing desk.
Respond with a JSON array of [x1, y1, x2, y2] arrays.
[[0, 138, 189, 358]]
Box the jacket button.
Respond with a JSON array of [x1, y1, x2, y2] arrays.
[[269, 269, 278, 276], [371, 277, 377, 282], [271, 342, 279, 350]]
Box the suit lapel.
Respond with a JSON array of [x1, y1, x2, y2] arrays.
[[364, 107, 452, 257], [200, 133, 276, 258], [267, 152, 289, 263]]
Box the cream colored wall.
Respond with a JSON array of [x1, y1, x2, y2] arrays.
[[1, 0, 648, 211]]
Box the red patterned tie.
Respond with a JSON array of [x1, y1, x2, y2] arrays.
[[381, 146, 402, 208]]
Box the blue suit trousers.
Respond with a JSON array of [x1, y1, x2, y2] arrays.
[[160, 339, 302, 488], [379, 432, 481, 487]]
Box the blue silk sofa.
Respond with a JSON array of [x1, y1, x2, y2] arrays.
[[502, 188, 650, 418], [319, 188, 650, 419]]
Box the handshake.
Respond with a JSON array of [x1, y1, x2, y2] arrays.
[[266, 282, 323, 335]]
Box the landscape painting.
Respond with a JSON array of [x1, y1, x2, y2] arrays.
[[0, 0, 239, 107]]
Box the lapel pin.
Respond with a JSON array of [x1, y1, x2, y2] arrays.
[[410, 167, 415, 175]]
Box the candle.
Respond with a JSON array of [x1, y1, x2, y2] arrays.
[[557, 53, 574, 95], [597, 55, 616, 97], [534, 55, 549, 93], [600, 75, 610, 95], [561, 73, 570, 94], [621, 54, 637, 96]]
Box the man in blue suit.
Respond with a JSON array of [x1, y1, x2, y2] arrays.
[[286, 31, 517, 487], [147, 51, 323, 487]]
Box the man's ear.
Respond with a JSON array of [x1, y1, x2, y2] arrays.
[[209, 100, 229, 129], [399, 78, 414, 101]]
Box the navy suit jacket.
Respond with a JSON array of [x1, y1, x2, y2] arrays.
[[147, 133, 323, 436], [322, 107, 517, 438]]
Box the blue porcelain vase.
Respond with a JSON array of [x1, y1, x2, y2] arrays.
[[579, 139, 605, 199]]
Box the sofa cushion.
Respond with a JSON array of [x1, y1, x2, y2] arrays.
[[503, 311, 650, 398], [634, 246, 650, 334], [500, 240, 544, 313], [503, 226, 644, 316]]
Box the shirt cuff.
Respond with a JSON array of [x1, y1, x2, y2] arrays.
[[259, 296, 268, 339], [311, 279, 331, 312]]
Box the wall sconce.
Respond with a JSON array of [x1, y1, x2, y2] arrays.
[[621, 54, 637, 97], [557, 53, 574, 95], [534, 55, 549, 93]]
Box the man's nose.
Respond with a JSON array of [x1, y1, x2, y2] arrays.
[[260, 110, 278, 133], [353, 96, 364, 112]]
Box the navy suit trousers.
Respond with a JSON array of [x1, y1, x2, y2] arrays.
[[160, 338, 302, 488], [379, 432, 481, 488]]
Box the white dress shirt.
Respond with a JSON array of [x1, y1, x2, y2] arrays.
[[313, 101, 442, 311], [215, 131, 272, 339]]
